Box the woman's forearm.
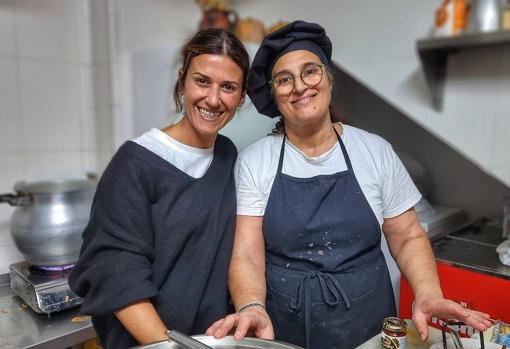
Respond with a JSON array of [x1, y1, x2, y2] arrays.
[[397, 234, 442, 299], [115, 299, 168, 344], [229, 215, 267, 310], [383, 208, 442, 299], [205, 215, 274, 340], [229, 254, 267, 310]]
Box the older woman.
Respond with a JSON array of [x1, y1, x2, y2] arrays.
[[207, 21, 491, 348], [69, 29, 249, 348]]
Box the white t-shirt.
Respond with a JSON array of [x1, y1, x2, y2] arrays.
[[132, 128, 214, 178], [235, 123, 422, 225]]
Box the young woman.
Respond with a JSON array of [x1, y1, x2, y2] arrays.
[[69, 28, 249, 348], [206, 21, 492, 349]]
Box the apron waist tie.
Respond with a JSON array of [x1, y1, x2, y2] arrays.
[[289, 271, 351, 348]]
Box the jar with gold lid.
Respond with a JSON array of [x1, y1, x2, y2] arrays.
[[381, 317, 407, 349]]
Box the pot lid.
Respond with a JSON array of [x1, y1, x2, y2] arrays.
[[14, 178, 97, 194]]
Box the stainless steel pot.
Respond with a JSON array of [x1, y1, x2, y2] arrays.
[[0, 178, 96, 266], [467, 0, 501, 33], [131, 336, 304, 349]]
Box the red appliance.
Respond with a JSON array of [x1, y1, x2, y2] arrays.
[[400, 219, 510, 336]]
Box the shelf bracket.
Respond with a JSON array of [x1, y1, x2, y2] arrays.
[[418, 49, 448, 111], [417, 31, 510, 112]]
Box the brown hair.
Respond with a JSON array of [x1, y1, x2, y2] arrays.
[[173, 28, 250, 113]]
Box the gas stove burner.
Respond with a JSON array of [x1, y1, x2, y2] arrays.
[[9, 261, 83, 314], [27, 263, 75, 277], [32, 264, 75, 272]]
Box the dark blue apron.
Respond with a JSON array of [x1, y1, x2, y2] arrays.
[[262, 128, 396, 349]]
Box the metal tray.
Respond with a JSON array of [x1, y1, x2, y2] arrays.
[[131, 336, 303, 349]]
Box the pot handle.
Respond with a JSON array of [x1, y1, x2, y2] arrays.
[[166, 330, 214, 349], [0, 192, 32, 206]]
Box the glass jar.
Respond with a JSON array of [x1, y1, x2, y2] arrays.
[[381, 317, 407, 349]]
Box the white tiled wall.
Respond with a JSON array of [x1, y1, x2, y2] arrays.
[[0, 1, 16, 57], [0, 0, 113, 274], [0, 57, 21, 152], [15, 0, 82, 63], [19, 60, 83, 150]]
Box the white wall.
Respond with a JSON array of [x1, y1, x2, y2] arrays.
[[0, 0, 112, 273]]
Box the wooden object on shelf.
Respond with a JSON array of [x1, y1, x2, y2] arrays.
[[196, 0, 237, 32], [267, 20, 289, 34], [235, 18, 266, 44], [502, 0, 510, 30]]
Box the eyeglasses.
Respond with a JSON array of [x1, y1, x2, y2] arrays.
[[270, 63, 325, 95]]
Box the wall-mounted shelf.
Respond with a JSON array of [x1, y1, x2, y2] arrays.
[[417, 30, 510, 111]]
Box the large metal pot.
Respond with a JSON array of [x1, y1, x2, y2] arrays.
[[131, 336, 303, 349], [467, 0, 501, 33], [0, 178, 96, 267]]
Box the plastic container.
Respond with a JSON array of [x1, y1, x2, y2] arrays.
[[433, 0, 468, 37]]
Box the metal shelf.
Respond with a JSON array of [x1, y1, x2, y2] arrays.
[[417, 30, 510, 111]]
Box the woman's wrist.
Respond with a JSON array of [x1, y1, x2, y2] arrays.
[[414, 284, 443, 300], [237, 302, 266, 313]]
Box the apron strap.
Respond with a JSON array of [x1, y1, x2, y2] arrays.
[[289, 271, 352, 348], [276, 135, 286, 175], [332, 126, 353, 171]]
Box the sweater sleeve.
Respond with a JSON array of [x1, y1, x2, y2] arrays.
[[69, 144, 159, 316]]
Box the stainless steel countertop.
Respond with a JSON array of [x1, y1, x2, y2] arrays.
[[0, 273, 96, 349], [432, 219, 510, 280]]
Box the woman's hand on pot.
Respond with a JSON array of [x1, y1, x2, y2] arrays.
[[412, 294, 492, 341], [206, 307, 274, 340]]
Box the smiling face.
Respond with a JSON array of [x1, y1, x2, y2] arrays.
[[271, 50, 332, 130], [180, 54, 245, 147]]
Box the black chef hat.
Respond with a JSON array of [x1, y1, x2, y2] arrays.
[[247, 20, 332, 118]]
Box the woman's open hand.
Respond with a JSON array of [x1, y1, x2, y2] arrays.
[[206, 307, 274, 340], [412, 294, 493, 341]]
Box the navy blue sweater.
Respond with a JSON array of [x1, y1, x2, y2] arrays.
[[69, 136, 237, 348]]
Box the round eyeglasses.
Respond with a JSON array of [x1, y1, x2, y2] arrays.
[[270, 63, 325, 95]]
